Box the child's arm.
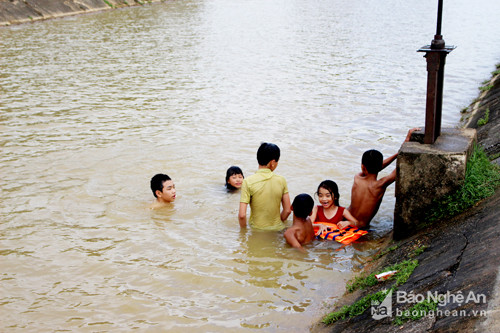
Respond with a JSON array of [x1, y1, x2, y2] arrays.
[[238, 202, 248, 228], [381, 128, 421, 171], [311, 207, 331, 235], [405, 127, 421, 142], [312, 222, 330, 235], [280, 193, 292, 222], [337, 209, 360, 230], [284, 228, 306, 252], [376, 169, 397, 193], [381, 153, 398, 170], [310, 205, 318, 223]]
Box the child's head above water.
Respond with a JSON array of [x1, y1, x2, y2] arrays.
[[361, 149, 383, 174], [257, 142, 280, 167], [316, 180, 340, 207], [292, 193, 314, 219], [150, 173, 176, 203], [225, 166, 244, 190]]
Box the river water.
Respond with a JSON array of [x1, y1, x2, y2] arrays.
[[1, 0, 499, 331]]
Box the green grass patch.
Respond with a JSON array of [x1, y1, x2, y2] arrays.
[[479, 84, 494, 92], [392, 260, 419, 286], [477, 108, 490, 126], [393, 299, 438, 326], [103, 0, 114, 7], [346, 259, 419, 293], [371, 244, 399, 261], [324, 259, 419, 324], [492, 63, 500, 76], [346, 273, 378, 293], [427, 145, 500, 221], [412, 245, 428, 257], [323, 288, 393, 324]]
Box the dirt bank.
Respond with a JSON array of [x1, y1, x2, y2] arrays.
[[0, 0, 163, 26], [312, 66, 500, 332]]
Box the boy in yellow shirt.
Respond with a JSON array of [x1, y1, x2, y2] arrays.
[[238, 143, 291, 230]]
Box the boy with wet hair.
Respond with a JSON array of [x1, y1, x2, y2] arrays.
[[344, 128, 419, 229], [362, 149, 384, 174], [150, 173, 176, 209], [238, 142, 291, 230], [284, 194, 315, 251]]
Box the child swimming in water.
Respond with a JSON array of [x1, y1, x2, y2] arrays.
[[310, 180, 359, 230], [284, 193, 315, 252], [150, 173, 176, 209], [225, 166, 244, 191]]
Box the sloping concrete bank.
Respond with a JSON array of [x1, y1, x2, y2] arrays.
[[461, 65, 500, 165], [0, 0, 163, 26], [312, 67, 500, 332]]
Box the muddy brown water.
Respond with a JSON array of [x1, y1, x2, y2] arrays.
[[1, 0, 500, 330]]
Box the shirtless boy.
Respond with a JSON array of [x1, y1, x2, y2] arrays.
[[343, 128, 419, 229], [284, 194, 315, 252], [150, 173, 176, 209]]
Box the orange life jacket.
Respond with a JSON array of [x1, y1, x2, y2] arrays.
[[313, 222, 368, 244]]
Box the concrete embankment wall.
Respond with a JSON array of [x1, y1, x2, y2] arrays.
[[0, 0, 162, 26], [462, 67, 500, 162]]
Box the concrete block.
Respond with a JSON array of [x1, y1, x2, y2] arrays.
[[394, 128, 477, 240]]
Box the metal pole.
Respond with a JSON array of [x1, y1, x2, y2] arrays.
[[436, 0, 443, 36], [431, 0, 445, 49], [418, 0, 454, 144]]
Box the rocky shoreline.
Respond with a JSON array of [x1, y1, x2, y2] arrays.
[[312, 66, 500, 332], [0, 0, 163, 26]]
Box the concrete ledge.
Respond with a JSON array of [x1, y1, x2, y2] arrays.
[[394, 128, 477, 240], [0, 0, 162, 26]]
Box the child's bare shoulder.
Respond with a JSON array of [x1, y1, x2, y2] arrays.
[[354, 172, 367, 181], [150, 201, 165, 210], [285, 225, 300, 234]]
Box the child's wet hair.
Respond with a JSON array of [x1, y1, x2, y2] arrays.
[[292, 193, 314, 219], [257, 142, 280, 166], [225, 166, 244, 190], [151, 173, 171, 198], [316, 180, 340, 206], [362, 149, 383, 174]]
